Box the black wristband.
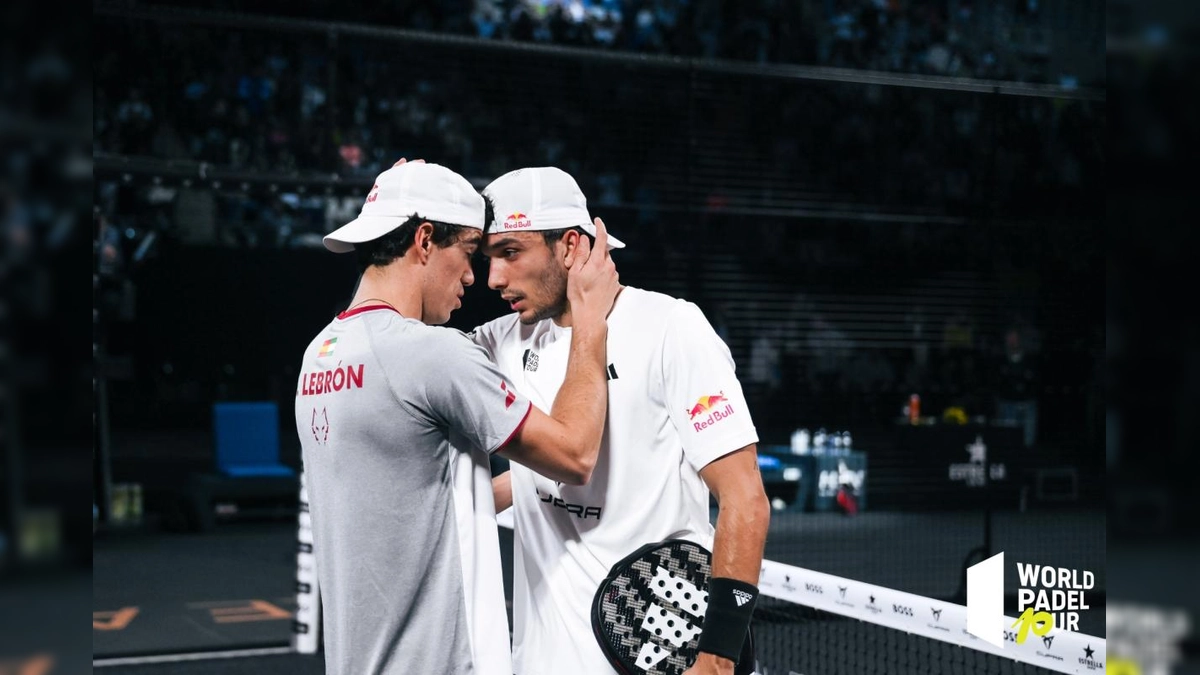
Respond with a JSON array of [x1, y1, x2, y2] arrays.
[[697, 577, 758, 662]]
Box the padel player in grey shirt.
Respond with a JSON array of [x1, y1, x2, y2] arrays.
[[295, 160, 618, 674]]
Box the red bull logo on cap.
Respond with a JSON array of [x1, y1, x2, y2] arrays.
[[364, 183, 380, 204], [687, 392, 735, 432], [504, 212, 532, 229]]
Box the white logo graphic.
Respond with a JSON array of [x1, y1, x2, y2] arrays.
[[967, 551, 1005, 648], [818, 461, 865, 497], [967, 436, 986, 463], [949, 435, 1007, 486], [732, 590, 753, 607]]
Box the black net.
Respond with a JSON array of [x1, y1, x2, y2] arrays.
[[753, 597, 1059, 675], [760, 507, 1105, 610]]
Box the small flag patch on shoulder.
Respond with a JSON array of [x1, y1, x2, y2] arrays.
[[318, 338, 337, 357]]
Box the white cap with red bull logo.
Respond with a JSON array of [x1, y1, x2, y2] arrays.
[[324, 162, 486, 253], [482, 167, 626, 249]]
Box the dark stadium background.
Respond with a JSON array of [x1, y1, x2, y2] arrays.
[[3, 0, 1198, 672]]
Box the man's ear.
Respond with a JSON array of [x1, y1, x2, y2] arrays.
[[560, 230, 582, 268], [412, 222, 435, 262]]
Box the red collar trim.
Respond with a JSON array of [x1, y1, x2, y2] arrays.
[[337, 305, 402, 320]]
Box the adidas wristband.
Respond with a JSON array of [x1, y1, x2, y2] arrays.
[[697, 577, 758, 662]]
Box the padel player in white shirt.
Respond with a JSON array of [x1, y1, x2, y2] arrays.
[[471, 167, 771, 675]]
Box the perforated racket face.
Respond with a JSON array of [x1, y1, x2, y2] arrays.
[[592, 540, 713, 675]]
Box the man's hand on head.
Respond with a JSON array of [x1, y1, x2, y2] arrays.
[[566, 217, 620, 324]]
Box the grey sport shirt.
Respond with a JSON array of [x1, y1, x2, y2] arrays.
[[296, 304, 530, 674]]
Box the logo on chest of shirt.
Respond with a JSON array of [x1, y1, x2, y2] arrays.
[[686, 392, 736, 432], [523, 349, 539, 372], [535, 486, 602, 520]]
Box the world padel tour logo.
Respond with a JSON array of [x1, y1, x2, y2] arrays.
[[687, 392, 735, 432], [1015, 561, 1094, 633], [967, 552, 1095, 648]]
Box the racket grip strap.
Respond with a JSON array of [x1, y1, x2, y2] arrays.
[[697, 577, 758, 662]]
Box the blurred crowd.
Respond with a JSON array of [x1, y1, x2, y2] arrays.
[[469, 0, 1076, 82], [92, 5, 1103, 449], [93, 13, 1103, 231], [136, 0, 1101, 85]]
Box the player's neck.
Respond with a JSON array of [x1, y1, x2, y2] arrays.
[[552, 285, 625, 329], [552, 305, 574, 329], [351, 265, 420, 321]]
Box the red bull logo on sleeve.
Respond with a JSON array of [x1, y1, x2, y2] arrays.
[[504, 212, 532, 229], [687, 392, 735, 432]]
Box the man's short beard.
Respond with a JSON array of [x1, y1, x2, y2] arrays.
[[519, 263, 569, 325]]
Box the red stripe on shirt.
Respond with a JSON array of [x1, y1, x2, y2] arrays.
[[496, 402, 533, 453]]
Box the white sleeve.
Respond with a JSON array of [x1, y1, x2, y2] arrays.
[[661, 302, 759, 472]]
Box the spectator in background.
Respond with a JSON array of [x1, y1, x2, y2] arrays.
[[115, 88, 154, 154], [808, 313, 853, 393], [749, 321, 784, 394], [95, 212, 125, 277], [993, 320, 1040, 447], [472, 2, 503, 39], [904, 304, 932, 391], [940, 308, 975, 383]]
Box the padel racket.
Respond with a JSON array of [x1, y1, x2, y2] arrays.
[[591, 539, 754, 675]]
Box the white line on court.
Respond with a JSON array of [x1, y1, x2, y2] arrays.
[[94, 646, 295, 667]]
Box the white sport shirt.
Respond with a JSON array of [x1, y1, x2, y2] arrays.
[[472, 287, 759, 674]]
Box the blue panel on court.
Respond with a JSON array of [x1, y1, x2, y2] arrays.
[[213, 402, 295, 478]]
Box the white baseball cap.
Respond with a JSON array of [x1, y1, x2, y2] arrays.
[[323, 162, 485, 253], [482, 167, 626, 249]]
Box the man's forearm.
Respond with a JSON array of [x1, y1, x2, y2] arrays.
[[693, 489, 770, 673], [547, 321, 608, 472], [710, 491, 771, 583], [493, 471, 512, 512]]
